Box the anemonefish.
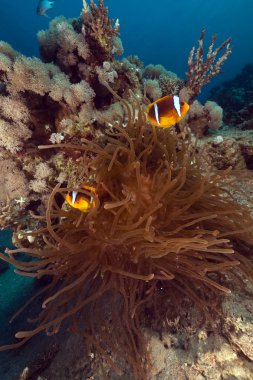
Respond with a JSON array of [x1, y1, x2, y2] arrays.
[[37, 0, 55, 17], [147, 95, 189, 128], [65, 185, 97, 213]]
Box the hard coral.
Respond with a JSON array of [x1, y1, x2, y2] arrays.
[[142, 64, 183, 99], [1, 89, 253, 380], [81, 0, 119, 61], [185, 28, 232, 101]]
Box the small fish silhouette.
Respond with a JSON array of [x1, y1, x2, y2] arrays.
[[37, 0, 55, 17]]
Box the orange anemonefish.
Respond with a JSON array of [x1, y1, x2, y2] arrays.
[[147, 95, 189, 128], [65, 185, 97, 213]]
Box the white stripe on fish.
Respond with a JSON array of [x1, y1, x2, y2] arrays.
[[173, 96, 181, 117], [71, 191, 78, 204], [154, 103, 160, 126]]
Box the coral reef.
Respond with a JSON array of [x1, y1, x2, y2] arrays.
[[185, 28, 232, 101], [185, 100, 223, 137], [210, 64, 253, 129], [142, 64, 184, 100], [0, 0, 127, 229], [0, 17, 231, 216], [1, 93, 253, 379], [199, 128, 253, 171], [0, 1, 251, 379], [202, 136, 246, 170]]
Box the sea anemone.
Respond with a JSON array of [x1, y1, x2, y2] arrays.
[[1, 88, 253, 379]]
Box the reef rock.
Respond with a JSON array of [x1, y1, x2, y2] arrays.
[[210, 64, 253, 129]]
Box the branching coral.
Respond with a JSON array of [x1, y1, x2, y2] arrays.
[[185, 28, 232, 100], [1, 91, 253, 379], [81, 0, 119, 61]]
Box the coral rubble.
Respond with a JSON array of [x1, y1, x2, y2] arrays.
[[203, 136, 246, 170]]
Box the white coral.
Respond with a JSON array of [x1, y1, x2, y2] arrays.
[[0, 119, 31, 153], [49, 132, 65, 144]]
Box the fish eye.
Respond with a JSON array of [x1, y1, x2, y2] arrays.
[[180, 101, 184, 106]]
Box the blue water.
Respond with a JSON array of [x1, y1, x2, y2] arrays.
[[0, 0, 253, 95]]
